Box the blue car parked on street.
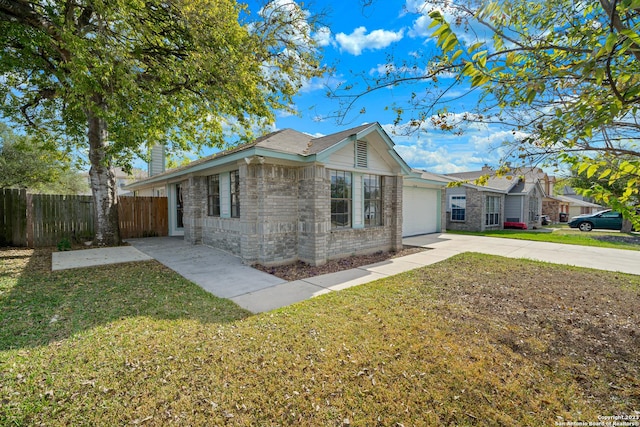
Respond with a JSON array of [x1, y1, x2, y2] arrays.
[[568, 210, 623, 232]]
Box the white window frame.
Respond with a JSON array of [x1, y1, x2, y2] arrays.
[[450, 195, 466, 221]]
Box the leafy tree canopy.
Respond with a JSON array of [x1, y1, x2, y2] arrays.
[[341, 0, 640, 228], [0, 0, 325, 244], [0, 122, 87, 193]]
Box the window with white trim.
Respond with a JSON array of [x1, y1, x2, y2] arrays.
[[529, 196, 538, 222], [485, 196, 500, 226], [331, 170, 352, 228], [364, 174, 382, 227], [450, 195, 466, 221]]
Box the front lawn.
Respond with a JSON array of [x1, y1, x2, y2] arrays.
[[1, 247, 639, 425], [449, 228, 640, 250]]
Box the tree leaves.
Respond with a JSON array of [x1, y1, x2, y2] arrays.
[[0, 0, 326, 164], [421, 0, 640, 222]]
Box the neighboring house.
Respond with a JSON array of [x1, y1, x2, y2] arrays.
[[553, 194, 602, 218], [542, 196, 571, 223], [535, 186, 602, 221], [127, 122, 446, 266], [443, 166, 545, 231], [81, 167, 147, 196]]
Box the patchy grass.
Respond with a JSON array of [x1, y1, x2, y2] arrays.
[[449, 228, 640, 250], [1, 248, 639, 426], [0, 247, 250, 352]]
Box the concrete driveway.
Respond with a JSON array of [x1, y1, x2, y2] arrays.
[[402, 233, 640, 276]]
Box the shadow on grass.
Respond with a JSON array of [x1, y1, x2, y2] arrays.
[[0, 247, 251, 351]]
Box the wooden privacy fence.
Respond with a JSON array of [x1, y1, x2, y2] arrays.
[[118, 196, 168, 239], [0, 189, 27, 246], [0, 188, 168, 247]]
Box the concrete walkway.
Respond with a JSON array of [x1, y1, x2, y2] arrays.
[[229, 233, 640, 312], [126, 237, 285, 299], [52, 246, 153, 270], [54, 234, 640, 314]]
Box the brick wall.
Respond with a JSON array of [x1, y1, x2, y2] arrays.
[[202, 217, 242, 256], [543, 198, 560, 222], [241, 162, 300, 265], [446, 188, 484, 231], [180, 160, 404, 266], [327, 175, 402, 258], [297, 164, 330, 266], [183, 176, 205, 244]]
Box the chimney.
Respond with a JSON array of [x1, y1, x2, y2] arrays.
[[481, 164, 492, 172], [149, 144, 165, 176]]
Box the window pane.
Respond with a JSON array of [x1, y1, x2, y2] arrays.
[[207, 175, 220, 217], [485, 196, 500, 226], [330, 170, 352, 229], [363, 174, 382, 227], [230, 170, 240, 218], [451, 195, 466, 221]]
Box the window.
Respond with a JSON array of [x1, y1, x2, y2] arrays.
[[207, 174, 220, 216], [364, 174, 382, 227], [601, 211, 621, 218], [450, 195, 466, 221], [331, 170, 352, 228], [230, 170, 240, 218], [485, 196, 500, 226], [529, 196, 538, 222]]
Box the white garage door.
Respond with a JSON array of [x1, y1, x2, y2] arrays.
[[402, 186, 439, 237]]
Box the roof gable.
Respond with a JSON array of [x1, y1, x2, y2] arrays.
[[307, 123, 376, 155]]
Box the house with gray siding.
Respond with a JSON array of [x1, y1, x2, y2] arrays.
[[127, 123, 446, 266], [443, 166, 545, 231]]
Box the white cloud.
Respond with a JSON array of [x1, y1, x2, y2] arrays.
[[469, 129, 529, 151], [299, 75, 343, 93], [383, 117, 518, 173], [277, 109, 299, 118], [394, 144, 484, 173], [335, 26, 404, 56], [409, 14, 433, 38], [407, 1, 494, 48], [369, 63, 426, 77], [314, 26, 333, 47]]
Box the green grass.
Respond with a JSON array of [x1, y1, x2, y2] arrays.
[[1, 247, 639, 426], [448, 228, 640, 250]]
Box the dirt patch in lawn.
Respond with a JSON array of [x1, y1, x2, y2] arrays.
[[591, 234, 640, 245], [418, 254, 640, 410], [253, 245, 427, 281]]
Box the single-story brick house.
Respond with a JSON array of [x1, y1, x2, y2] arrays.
[[128, 123, 447, 266], [443, 166, 545, 231]]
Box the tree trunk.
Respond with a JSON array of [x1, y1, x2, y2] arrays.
[[86, 99, 121, 246], [621, 218, 633, 233]]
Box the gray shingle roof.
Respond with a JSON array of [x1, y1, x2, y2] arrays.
[[445, 167, 544, 193], [128, 123, 381, 186], [305, 123, 376, 155]]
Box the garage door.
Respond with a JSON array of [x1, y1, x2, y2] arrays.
[[402, 186, 439, 236]]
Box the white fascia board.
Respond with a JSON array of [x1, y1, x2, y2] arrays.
[[127, 147, 311, 190]]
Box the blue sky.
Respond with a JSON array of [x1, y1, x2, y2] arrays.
[[238, 0, 517, 174]]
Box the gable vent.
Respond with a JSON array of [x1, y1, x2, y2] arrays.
[[355, 140, 368, 168]]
